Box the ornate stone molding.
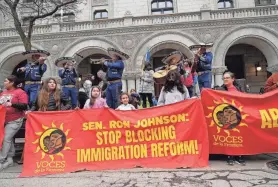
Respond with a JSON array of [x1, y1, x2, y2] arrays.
[[92, 0, 108, 6], [212, 66, 227, 75], [1, 16, 278, 44], [267, 64, 278, 73]]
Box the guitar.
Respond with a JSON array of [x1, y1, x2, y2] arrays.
[[153, 65, 178, 84]]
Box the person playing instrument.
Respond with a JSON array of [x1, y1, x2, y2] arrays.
[[195, 46, 213, 91], [83, 86, 108, 109], [157, 70, 190, 106], [58, 59, 78, 109], [101, 48, 129, 109], [18, 50, 48, 107]]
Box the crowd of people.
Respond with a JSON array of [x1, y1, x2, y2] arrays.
[[0, 44, 277, 171]]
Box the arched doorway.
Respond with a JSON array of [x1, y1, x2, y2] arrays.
[[225, 44, 268, 93], [77, 53, 111, 85]]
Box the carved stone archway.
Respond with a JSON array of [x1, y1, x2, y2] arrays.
[[212, 25, 278, 86], [0, 43, 52, 86]]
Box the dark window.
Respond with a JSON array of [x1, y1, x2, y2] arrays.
[[255, 0, 276, 6], [22, 17, 33, 26], [151, 0, 174, 15], [217, 0, 234, 9], [94, 10, 108, 19], [54, 12, 75, 22], [23, 0, 33, 3]]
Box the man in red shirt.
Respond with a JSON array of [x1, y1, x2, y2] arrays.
[[264, 72, 278, 93], [0, 75, 28, 171]]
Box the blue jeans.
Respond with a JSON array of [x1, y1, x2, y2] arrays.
[[106, 82, 122, 109], [24, 84, 40, 106], [198, 72, 212, 91], [62, 86, 77, 108]]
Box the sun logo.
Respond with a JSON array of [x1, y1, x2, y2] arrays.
[[33, 122, 72, 161], [206, 98, 249, 136]]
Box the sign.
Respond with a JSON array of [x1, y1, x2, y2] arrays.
[[20, 99, 209, 177], [0, 106, 5, 149], [202, 89, 278, 155]]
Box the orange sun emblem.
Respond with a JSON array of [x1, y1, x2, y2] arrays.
[[32, 122, 72, 161], [206, 98, 249, 136]]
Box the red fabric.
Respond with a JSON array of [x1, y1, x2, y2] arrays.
[[227, 85, 239, 92], [180, 67, 193, 87], [0, 106, 6, 149], [202, 88, 278, 155], [0, 89, 28, 122], [21, 99, 209, 177]]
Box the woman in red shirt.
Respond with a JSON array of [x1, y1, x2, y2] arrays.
[[0, 75, 28, 171], [216, 71, 245, 166]]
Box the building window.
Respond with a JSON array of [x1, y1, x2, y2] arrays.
[[22, 17, 33, 26], [151, 0, 174, 15], [54, 13, 75, 22], [217, 0, 234, 9], [255, 0, 276, 6], [94, 10, 108, 19], [23, 0, 33, 3]]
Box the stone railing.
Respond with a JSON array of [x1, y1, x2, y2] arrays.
[[1, 5, 278, 38], [210, 5, 278, 19]]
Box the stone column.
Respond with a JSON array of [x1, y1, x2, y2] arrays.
[[122, 71, 141, 92], [212, 66, 227, 87]]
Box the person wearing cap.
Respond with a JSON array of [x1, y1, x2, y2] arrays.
[[17, 53, 47, 107], [195, 46, 213, 91], [101, 48, 127, 109], [58, 60, 78, 109]]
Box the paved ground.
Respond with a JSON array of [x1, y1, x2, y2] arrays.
[[1, 155, 278, 187]]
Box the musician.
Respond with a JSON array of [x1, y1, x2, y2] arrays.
[[57, 58, 78, 109], [101, 48, 129, 109], [17, 50, 49, 106], [195, 46, 213, 91]]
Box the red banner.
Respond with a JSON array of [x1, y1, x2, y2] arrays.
[[0, 106, 6, 150], [21, 99, 209, 177], [201, 89, 278, 155]]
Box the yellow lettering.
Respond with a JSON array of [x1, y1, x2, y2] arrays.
[[260, 109, 273, 128]]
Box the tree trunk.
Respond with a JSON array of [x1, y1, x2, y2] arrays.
[[23, 37, 32, 51]]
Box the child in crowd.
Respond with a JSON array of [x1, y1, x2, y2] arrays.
[[116, 93, 136, 110], [129, 89, 141, 109], [83, 86, 107, 109]]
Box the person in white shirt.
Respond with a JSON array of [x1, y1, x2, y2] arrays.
[[158, 70, 190, 106], [116, 93, 136, 110]]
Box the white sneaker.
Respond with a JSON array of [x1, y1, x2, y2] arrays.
[[2, 157, 14, 169]]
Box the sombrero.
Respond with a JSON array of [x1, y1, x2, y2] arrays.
[[107, 48, 130, 60], [55, 57, 76, 68], [22, 50, 50, 59], [162, 51, 183, 64], [189, 43, 213, 50]]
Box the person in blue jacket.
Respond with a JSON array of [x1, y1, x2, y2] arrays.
[[18, 50, 49, 106], [56, 57, 78, 109], [101, 48, 129, 109], [195, 46, 213, 91]]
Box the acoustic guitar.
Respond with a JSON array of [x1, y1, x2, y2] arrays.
[[153, 65, 177, 84]]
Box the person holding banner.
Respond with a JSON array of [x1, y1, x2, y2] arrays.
[[29, 78, 71, 111], [83, 86, 108, 109], [264, 72, 278, 93], [157, 70, 190, 106], [116, 93, 136, 110], [0, 75, 28, 171], [218, 71, 245, 166]]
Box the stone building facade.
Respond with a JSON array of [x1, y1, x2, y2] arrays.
[[1, 0, 278, 94]]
